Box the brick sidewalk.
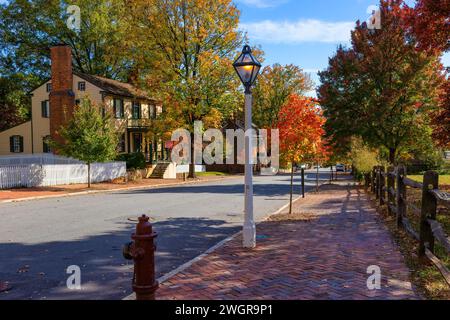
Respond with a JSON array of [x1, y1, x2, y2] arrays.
[[156, 182, 420, 300]]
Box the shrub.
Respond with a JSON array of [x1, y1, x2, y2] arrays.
[[116, 152, 146, 170], [350, 137, 379, 177]]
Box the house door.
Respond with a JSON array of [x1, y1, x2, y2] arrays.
[[133, 133, 143, 153]]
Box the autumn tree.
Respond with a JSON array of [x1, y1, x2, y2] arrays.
[[129, 0, 243, 178], [318, 0, 445, 164], [253, 64, 312, 128], [402, 0, 450, 149], [402, 0, 450, 53], [430, 80, 450, 148], [277, 95, 326, 213]]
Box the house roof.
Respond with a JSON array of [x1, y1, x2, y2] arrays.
[[29, 72, 159, 103], [224, 116, 258, 130], [74, 72, 158, 102]]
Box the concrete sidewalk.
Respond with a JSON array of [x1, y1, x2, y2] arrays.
[[152, 181, 419, 300]]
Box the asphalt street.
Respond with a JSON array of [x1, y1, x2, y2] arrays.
[[0, 170, 333, 300]]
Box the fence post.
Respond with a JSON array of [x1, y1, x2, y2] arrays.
[[387, 166, 395, 215], [375, 166, 381, 200], [379, 166, 385, 206], [301, 168, 305, 198], [396, 165, 406, 228], [371, 167, 376, 194], [364, 173, 370, 191], [419, 171, 439, 258]]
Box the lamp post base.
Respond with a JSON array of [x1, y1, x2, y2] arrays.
[[243, 222, 256, 248]]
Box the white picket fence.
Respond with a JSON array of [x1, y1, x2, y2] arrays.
[[176, 164, 206, 174], [0, 153, 83, 165], [0, 162, 126, 189]]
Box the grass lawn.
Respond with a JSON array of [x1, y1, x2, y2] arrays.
[[196, 171, 230, 177], [409, 175, 450, 186]]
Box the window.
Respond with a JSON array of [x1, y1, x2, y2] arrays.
[[78, 81, 86, 91], [113, 99, 124, 119], [46, 83, 52, 92], [156, 105, 163, 117], [43, 136, 51, 153], [41, 100, 50, 118], [9, 135, 24, 153], [149, 105, 156, 119], [117, 133, 126, 153], [132, 102, 141, 119]]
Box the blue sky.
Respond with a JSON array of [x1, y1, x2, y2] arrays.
[[236, 0, 450, 96]]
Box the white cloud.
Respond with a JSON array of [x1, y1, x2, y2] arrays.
[[240, 19, 355, 44], [237, 0, 289, 8]]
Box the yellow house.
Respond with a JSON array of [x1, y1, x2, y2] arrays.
[[0, 45, 168, 163]]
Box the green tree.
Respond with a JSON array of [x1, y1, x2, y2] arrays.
[[0, 74, 34, 131], [318, 0, 445, 164], [54, 98, 119, 188], [0, 0, 134, 81], [0, 0, 136, 129], [253, 64, 312, 128]]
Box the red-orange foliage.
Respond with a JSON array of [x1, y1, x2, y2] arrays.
[[277, 94, 327, 164], [432, 80, 450, 148], [402, 0, 450, 148], [403, 0, 450, 53]]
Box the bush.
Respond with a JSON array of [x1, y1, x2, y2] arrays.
[[116, 152, 146, 170], [350, 137, 379, 175]]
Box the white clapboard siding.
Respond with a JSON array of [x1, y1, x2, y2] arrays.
[[0, 162, 126, 189]]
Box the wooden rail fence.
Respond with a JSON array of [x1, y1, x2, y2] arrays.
[[364, 165, 450, 286]]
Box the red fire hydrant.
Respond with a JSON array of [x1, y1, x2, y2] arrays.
[[123, 215, 158, 300]]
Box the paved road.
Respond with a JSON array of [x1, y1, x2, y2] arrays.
[[0, 170, 333, 300]]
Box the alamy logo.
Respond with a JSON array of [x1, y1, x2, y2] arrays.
[[170, 121, 280, 175], [367, 5, 381, 30], [366, 265, 381, 290], [66, 5, 81, 32], [66, 265, 81, 290]]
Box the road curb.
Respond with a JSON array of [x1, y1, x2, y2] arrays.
[[122, 192, 306, 300], [0, 176, 242, 204]]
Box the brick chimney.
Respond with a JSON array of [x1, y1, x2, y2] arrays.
[[49, 45, 75, 146]]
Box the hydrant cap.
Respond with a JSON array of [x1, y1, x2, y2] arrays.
[[136, 215, 153, 235]]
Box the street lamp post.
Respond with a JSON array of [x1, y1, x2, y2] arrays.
[[233, 45, 262, 249]]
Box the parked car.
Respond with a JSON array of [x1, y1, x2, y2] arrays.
[[335, 164, 345, 172]]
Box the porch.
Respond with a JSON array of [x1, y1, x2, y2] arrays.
[[125, 129, 171, 164]]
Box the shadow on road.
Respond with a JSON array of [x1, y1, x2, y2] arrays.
[[116, 173, 332, 198], [0, 217, 238, 300]]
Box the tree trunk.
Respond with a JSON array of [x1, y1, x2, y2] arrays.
[[87, 162, 91, 188], [289, 161, 294, 214], [389, 148, 396, 165], [188, 132, 197, 179]]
